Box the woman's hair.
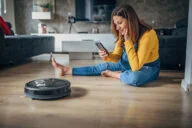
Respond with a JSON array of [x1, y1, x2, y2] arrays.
[[111, 4, 152, 43]]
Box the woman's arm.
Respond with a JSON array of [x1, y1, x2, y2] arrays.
[[124, 30, 158, 71], [103, 38, 124, 62]]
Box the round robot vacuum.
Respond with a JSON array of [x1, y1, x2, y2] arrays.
[[24, 78, 71, 100]]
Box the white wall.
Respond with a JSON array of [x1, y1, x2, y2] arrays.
[[181, 0, 192, 91]]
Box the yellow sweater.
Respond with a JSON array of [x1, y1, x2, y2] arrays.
[[104, 29, 159, 71]]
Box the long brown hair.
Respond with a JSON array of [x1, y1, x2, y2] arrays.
[[111, 4, 152, 43]]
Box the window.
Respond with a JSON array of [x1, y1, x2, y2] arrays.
[[0, 0, 2, 16], [0, 0, 6, 16]]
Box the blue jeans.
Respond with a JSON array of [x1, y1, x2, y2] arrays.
[[72, 49, 160, 87]]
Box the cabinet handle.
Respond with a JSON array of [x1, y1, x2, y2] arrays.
[[81, 39, 94, 41]]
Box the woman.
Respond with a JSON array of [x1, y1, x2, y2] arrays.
[[52, 4, 160, 87]]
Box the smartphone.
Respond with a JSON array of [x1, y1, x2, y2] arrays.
[[95, 42, 109, 55]]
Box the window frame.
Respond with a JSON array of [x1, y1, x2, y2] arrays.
[[0, 0, 2, 16]]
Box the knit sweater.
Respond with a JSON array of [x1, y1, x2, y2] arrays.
[[103, 29, 159, 71]]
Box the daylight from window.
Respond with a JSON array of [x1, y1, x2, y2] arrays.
[[0, 0, 2, 16]]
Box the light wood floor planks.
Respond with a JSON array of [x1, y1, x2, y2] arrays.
[[0, 54, 192, 128]]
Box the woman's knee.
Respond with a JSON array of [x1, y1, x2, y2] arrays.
[[120, 67, 160, 87], [120, 72, 143, 87]]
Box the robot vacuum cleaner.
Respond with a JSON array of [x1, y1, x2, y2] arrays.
[[24, 78, 71, 100]]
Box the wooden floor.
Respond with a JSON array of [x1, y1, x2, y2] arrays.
[[0, 54, 192, 128]]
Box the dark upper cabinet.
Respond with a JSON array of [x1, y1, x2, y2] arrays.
[[76, 0, 116, 22]]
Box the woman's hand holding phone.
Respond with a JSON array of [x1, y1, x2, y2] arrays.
[[98, 50, 109, 58], [95, 42, 109, 58]]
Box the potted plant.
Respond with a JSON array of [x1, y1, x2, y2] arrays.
[[39, 2, 52, 12]]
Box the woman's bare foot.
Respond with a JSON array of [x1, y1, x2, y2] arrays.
[[51, 58, 72, 76], [101, 70, 121, 79]]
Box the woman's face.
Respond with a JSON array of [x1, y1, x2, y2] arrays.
[[113, 16, 128, 36]]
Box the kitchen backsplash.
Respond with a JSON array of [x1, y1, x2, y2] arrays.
[[14, 0, 189, 34]]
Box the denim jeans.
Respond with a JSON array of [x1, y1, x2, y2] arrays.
[[72, 45, 160, 87]]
